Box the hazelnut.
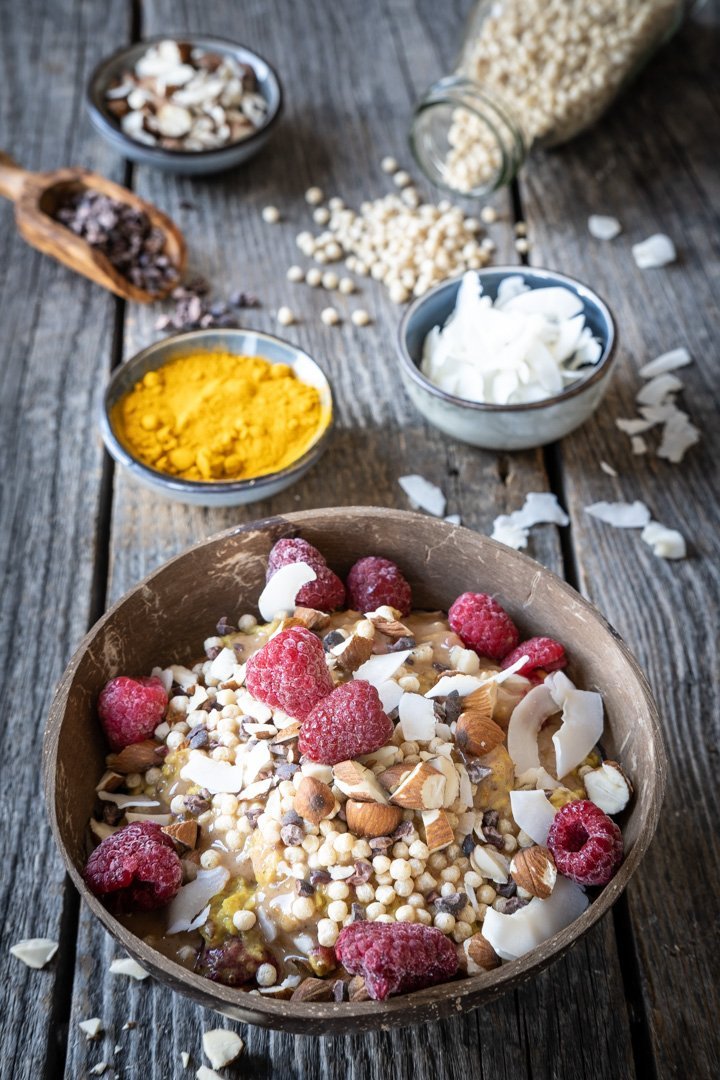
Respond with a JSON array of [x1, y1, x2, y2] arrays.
[[294, 776, 335, 824], [464, 933, 501, 973], [509, 845, 557, 899], [583, 761, 633, 815], [345, 799, 403, 839]]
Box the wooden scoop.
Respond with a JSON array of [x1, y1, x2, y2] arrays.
[[0, 152, 186, 303]]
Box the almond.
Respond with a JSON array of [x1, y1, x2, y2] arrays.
[[273, 722, 301, 744], [464, 933, 501, 973], [95, 769, 125, 793], [365, 611, 413, 640], [377, 763, 414, 793], [345, 799, 403, 838], [463, 683, 497, 716], [291, 977, 334, 1002], [294, 776, 336, 824], [294, 607, 332, 631], [332, 761, 389, 804], [161, 820, 198, 850], [510, 845, 557, 899], [348, 975, 371, 1002], [330, 621, 375, 672], [422, 808, 454, 852], [106, 740, 165, 773], [389, 761, 446, 810], [454, 710, 505, 757]]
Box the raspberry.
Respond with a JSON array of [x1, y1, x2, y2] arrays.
[[84, 822, 182, 912], [335, 922, 458, 1000], [266, 537, 346, 611], [245, 627, 334, 720], [346, 557, 412, 616], [98, 675, 168, 751], [448, 592, 519, 661], [299, 680, 394, 765], [547, 799, 624, 886], [501, 636, 567, 676], [196, 937, 278, 988]]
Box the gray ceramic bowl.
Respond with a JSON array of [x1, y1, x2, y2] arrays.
[[86, 36, 283, 175], [100, 328, 333, 506], [397, 267, 617, 451]]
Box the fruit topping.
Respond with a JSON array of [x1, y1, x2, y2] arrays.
[[346, 557, 412, 616], [195, 936, 278, 988], [335, 921, 458, 1000], [547, 799, 624, 886], [98, 675, 168, 751], [267, 538, 346, 611], [245, 626, 334, 720], [84, 822, 182, 912], [448, 593, 519, 660], [299, 680, 394, 765], [501, 636, 567, 676]]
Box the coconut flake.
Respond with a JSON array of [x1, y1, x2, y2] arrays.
[[202, 1029, 244, 1070], [241, 739, 273, 786], [208, 647, 236, 682], [490, 517, 529, 549], [638, 347, 691, 379], [600, 461, 618, 477], [167, 867, 230, 934], [425, 674, 485, 699], [506, 684, 561, 788], [585, 500, 651, 528], [79, 1018, 104, 1040], [180, 751, 244, 794], [376, 679, 405, 714], [615, 417, 654, 435], [588, 214, 622, 240], [354, 650, 412, 687], [491, 492, 568, 549], [398, 474, 447, 517], [632, 233, 676, 269], [97, 792, 160, 809], [398, 693, 437, 742], [631, 435, 647, 456], [544, 670, 575, 708], [444, 513, 462, 525], [181, 1053, 190, 1069], [657, 412, 700, 463], [9, 938, 59, 969], [553, 689, 604, 778], [510, 790, 557, 845], [482, 875, 588, 960], [641, 521, 687, 560], [109, 957, 149, 980], [258, 562, 317, 622], [636, 373, 683, 407], [197, 1068, 224, 1080], [125, 812, 173, 825]]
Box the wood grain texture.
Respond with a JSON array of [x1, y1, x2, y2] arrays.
[[520, 6, 720, 1077], [63, 1, 634, 1078], [0, 4, 130, 1080]]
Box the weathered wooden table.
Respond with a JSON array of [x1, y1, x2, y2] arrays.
[[2, 1, 718, 1077]]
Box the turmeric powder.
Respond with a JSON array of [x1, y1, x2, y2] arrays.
[[112, 352, 329, 482]]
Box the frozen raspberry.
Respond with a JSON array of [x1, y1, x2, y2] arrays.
[[245, 626, 334, 720], [299, 680, 394, 765], [547, 799, 624, 886], [346, 557, 412, 616], [448, 592, 519, 661], [196, 937, 278, 988], [335, 922, 458, 1000], [98, 675, 168, 751], [502, 636, 567, 676], [266, 537, 346, 611], [84, 822, 182, 912]]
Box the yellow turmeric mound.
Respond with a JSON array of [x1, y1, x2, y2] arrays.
[[112, 352, 328, 482]]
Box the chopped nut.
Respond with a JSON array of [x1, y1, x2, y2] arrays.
[[330, 621, 375, 672], [293, 606, 332, 631], [454, 710, 504, 757], [107, 740, 166, 773], [291, 977, 334, 1002], [202, 1029, 244, 1070], [333, 760, 389, 803], [345, 799, 403, 838], [294, 776, 335, 824], [377, 762, 414, 792], [422, 808, 455, 853], [390, 761, 446, 810], [365, 611, 413, 640], [464, 933, 501, 973], [583, 761, 633, 815], [161, 820, 199, 850], [348, 975, 371, 1001], [510, 845, 557, 899]]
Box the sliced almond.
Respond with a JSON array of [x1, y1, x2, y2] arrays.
[[293, 606, 332, 631], [390, 761, 446, 810], [510, 845, 557, 899], [455, 710, 505, 757], [462, 683, 497, 716], [422, 808, 454, 852], [273, 721, 301, 744], [464, 933, 501, 973], [107, 740, 166, 774], [345, 799, 403, 838], [294, 776, 335, 824], [96, 769, 125, 793], [291, 977, 334, 1002], [330, 621, 375, 672], [428, 756, 460, 809], [365, 610, 413, 640], [332, 760, 389, 804], [377, 763, 414, 793], [161, 820, 198, 850]]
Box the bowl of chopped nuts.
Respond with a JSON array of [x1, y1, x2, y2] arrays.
[[44, 507, 665, 1033], [397, 267, 617, 451], [86, 36, 283, 174]]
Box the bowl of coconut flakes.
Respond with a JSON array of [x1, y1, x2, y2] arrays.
[[397, 268, 617, 451]]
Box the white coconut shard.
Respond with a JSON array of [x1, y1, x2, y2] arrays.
[[258, 561, 317, 622], [420, 271, 602, 407], [636, 373, 684, 407], [482, 875, 589, 960], [97, 791, 161, 809], [208, 647, 236, 682], [79, 1018, 104, 1039], [241, 739, 273, 787], [657, 412, 700, 463], [376, 679, 405, 714], [588, 214, 622, 240], [600, 461, 618, 477], [470, 844, 511, 883], [181, 1053, 190, 1069], [510, 790, 557, 845], [398, 474, 447, 517], [166, 867, 230, 934], [187, 904, 211, 932], [632, 233, 677, 269], [9, 938, 59, 969], [197, 1068, 224, 1080], [641, 521, 687, 560], [109, 957, 150, 980], [638, 347, 692, 379], [398, 693, 437, 742], [491, 518, 530, 550], [491, 492, 569, 549], [354, 649, 412, 687], [506, 683, 561, 788], [585, 500, 651, 528], [180, 750, 244, 795], [425, 674, 485, 699], [615, 417, 654, 436], [552, 688, 604, 778], [544, 670, 575, 709], [202, 1029, 244, 1070], [444, 513, 462, 525], [631, 435, 647, 456]]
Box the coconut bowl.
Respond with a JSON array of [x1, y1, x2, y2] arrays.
[[43, 507, 665, 1034]]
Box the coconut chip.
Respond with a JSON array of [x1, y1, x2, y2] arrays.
[[482, 875, 588, 960], [491, 492, 569, 550], [398, 693, 437, 742], [109, 957, 150, 980], [180, 750, 243, 795], [354, 650, 412, 687], [202, 1029, 244, 1070], [631, 435, 647, 456], [636, 373, 684, 407], [587, 214, 622, 240], [585, 500, 651, 528], [9, 938, 59, 969], [632, 233, 677, 269], [197, 1068, 224, 1080], [638, 347, 692, 379], [258, 562, 317, 622], [79, 1018, 104, 1040], [552, 688, 604, 778], [506, 683, 562, 788], [509, 790, 557, 845], [97, 792, 161, 809], [166, 867, 230, 934], [599, 461, 618, 477], [398, 474, 447, 517], [656, 411, 700, 463], [641, 521, 687, 560]]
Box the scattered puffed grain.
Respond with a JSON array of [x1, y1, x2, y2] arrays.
[[313, 207, 330, 225], [286, 265, 305, 283], [393, 170, 411, 188], [338, 277, 355, 294], [515, 237, 529, 254], [351, 309, 371, 327], [277, 306, 296, 326], [320, 307, 340, 326], [256, 963, 277, 987], [262, 205, 280, 224], [306, 267, 322, 287], [232, 910, 257, 932], [480, 206, 498, 224], [305, 187, 324, 205], [328, 197, 345, 211], [381, 156, 399, 174], [322, 271, 339, 290]]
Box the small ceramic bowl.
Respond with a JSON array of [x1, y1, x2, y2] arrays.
[[86, 35, 283, 175], [397, 267, 617, 451], [100, 328, 333, 506], [44, 508, 665, 1034]]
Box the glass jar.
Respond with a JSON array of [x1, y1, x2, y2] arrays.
[[410, 0, 686, 197]]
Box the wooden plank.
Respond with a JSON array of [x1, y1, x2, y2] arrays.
[[66, 1, 634, 1077], [0, 3, 130, 1079], [519, 6, 720, 1077]]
